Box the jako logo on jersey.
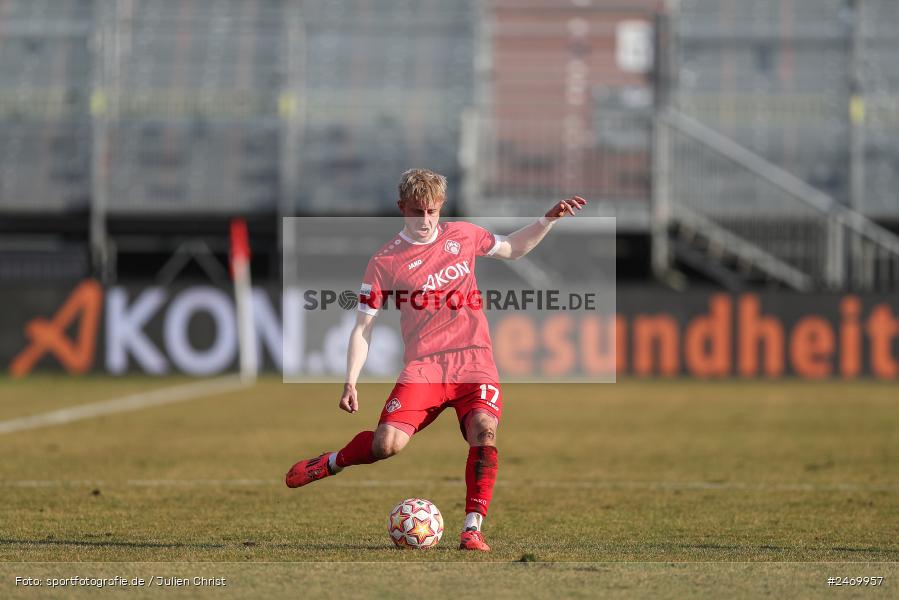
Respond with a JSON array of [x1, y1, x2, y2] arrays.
[[407, 259, 422, 270], [444, 239, 461, 255], [385, 398, 402, 413], [421, 260, 470, 292]]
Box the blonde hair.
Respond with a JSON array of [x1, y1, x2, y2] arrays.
[[398, 168, 447, 209]]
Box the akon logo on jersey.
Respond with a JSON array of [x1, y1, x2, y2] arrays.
[[421, 260, 471, 292]]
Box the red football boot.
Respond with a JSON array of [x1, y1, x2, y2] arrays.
[[459, 528, 491, 551], [285, 453, 334, 488]]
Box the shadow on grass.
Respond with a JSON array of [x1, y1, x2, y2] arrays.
[[270, 542, 463, 553], [0, 538, 226, 550], [679, 542, 899, 557], [0, 538, 452, 554]]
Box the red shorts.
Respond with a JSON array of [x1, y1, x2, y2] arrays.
[[378, 347, 502, 441]]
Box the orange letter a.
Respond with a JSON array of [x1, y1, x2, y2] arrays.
[[10, 280, 103, 377]]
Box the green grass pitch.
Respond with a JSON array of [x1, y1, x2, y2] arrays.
[[0, 376, 897, 598]]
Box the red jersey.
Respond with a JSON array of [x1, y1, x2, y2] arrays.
[[358, 221, 504, 364]]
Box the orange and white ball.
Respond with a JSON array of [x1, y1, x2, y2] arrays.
[[387, 498, 444, 549]]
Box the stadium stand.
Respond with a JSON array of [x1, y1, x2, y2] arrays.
[[657, 0, 899, 291], [469, 0, 661, 229], [860, 0, 899, 218], [0, 0, 475, 219], [0, 0, 895, 288], [674, 0, 899, 219], [0, 0, 478, 282], [0, 0, 93, 213], [100, 0, 284, 214], [299, 0, 475, 214]]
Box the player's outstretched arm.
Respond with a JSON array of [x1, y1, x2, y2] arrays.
[[489, 196, 587, 260], [339, 311, 376, 414]]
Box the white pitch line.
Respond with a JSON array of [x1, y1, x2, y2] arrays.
[[0, 479, 896, 493], [0, 375, 248, 436]]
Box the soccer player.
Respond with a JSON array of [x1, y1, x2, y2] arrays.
[[286, 169, 586, 551]]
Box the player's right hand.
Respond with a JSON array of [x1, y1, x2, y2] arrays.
[[544, 196, 587, 220], [339, 383, 359, 414]]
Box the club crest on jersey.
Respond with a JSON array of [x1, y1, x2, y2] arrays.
[[385, 398, 402, 413], [407, 258, 423, 270], [421, 260, 470, 292], [444, 239, 461, 255]]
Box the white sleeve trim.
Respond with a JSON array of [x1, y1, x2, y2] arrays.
[[357, 303, 379, 316], [486, 234, 508, 256]]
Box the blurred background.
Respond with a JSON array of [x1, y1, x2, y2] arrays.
[[3, 4, 897, 580], [1, 0, 898, 379]]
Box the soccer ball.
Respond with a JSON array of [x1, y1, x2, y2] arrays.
[[387, 498, 444, 549]]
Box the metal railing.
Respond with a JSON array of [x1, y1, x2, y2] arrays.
[[656, 108, 899, 291]]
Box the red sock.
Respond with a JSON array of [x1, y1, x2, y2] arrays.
[[336, 431, 378, 468], [465, 446, 498, 516]]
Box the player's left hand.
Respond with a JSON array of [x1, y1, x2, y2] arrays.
[[544, 196, 587, 221], [339, 383, 359, 414]]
